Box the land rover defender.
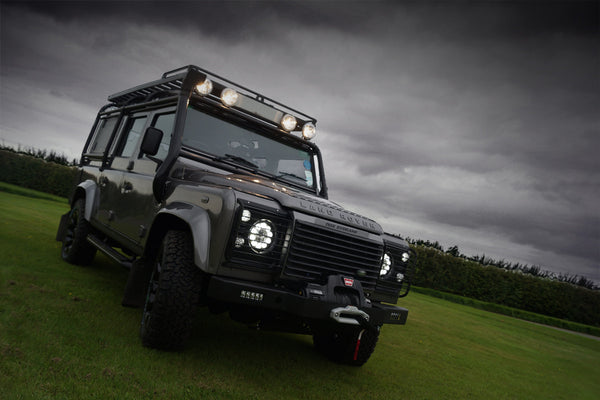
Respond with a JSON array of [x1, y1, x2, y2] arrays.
[[56, 65, 413, 366]]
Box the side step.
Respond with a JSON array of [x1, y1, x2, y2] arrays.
[[87, 235, 134, 269]]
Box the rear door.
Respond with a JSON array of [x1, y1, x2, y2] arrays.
[[85, 113, 122, 228]]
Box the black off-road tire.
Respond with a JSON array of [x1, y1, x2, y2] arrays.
[[140, 230, 203, 350], [61, 198, 97, 265], [313, 325, 380, 366]]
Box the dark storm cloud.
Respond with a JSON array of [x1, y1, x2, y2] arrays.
[[18, 1, 598, 37], [13, 1, 306, 40], [318, 2, 599, 278], [1, 1, 598, 281]]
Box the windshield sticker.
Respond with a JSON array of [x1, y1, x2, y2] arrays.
[[305, 171, 313, 186]]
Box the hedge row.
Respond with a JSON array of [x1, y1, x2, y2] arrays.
[[0, 150, 78, 198], [411, 286, 600, 337], [411, 246, 600, 327]]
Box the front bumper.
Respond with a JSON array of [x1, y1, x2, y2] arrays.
[[206, 274, 408, 327]]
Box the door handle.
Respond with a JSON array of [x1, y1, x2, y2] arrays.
[[122, 181, 133, 194]]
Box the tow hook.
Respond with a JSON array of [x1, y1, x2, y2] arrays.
[[330, 305, 377, 331]]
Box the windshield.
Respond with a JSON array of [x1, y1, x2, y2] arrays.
[[182, 106, 316, 190]]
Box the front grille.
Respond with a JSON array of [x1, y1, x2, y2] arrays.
[[283, 221, 384, 291]]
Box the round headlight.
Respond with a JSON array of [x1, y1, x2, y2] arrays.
[[380, 253, 392, 276], [302, 122, 316, 140], [402, 252, 410, 263], [248, 219, 275, 253], [281, 114, 297, 131], [221, 88, 239, 107], [195, 79, 213, 96]]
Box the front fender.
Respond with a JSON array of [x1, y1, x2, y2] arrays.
[[150, 203, 211, 272], [57, 179, 98, 241], [71, 179, 98, 221]]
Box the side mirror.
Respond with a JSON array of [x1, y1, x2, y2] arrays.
[[140, 127, 163, 156]]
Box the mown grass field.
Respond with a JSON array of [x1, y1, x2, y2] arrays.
[[1, 185, 599, 399]]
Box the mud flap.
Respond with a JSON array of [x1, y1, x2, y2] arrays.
[[122, 257, 153, 308], [56, 211, 70, 241]]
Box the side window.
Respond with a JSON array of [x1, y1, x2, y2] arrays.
[[88, 116, 119, 154], [150, 113, 175, 160], [118, 116, 148, 158]]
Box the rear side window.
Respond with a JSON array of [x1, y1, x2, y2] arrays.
[[88, 116, 119, 154]]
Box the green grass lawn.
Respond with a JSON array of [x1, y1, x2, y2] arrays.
[[1, 187, 599, 399]]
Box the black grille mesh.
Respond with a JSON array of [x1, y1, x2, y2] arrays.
[[283, 221, 384, 291]]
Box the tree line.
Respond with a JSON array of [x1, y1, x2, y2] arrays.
[[0, 143, 78, 166], [0, 148, 78, 198]]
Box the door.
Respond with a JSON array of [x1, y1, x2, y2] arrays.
[[111, 110, 176, 245], [103, 114, 149, 245], [86, 114, 122, 228]]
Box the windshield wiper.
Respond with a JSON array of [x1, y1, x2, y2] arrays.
[[275, 171, 306, 182], [215, 154, 259, 170]]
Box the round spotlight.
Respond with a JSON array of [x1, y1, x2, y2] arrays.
[[281, 114, 297, 132], [302, 123, 316, 140], [221, 88, 239, 107], [248, 219, 275, 253], [380, 253, 392, 276], [195, 79, 213, 96]]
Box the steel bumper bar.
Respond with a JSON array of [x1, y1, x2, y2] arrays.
[[207, 275, 409, 326]]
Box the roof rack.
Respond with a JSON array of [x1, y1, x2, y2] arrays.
[[107, 65, 316, 125], [108, 76, 185, 106]]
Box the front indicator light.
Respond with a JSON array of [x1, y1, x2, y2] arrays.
[[402, 252, 410, 263], [234, 236, 245, 248], [241, 209, 252, 222], [221, 88, 239, 107]]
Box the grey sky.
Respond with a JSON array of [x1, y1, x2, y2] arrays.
[[1, 1, 598, 282]]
